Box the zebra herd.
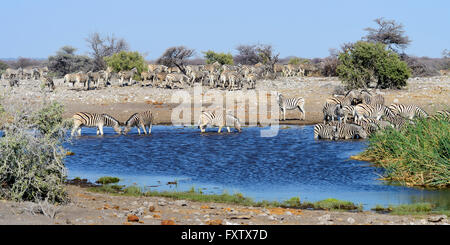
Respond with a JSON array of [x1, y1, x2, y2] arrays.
[[69, 89, 447, 140], [314, 89, 446, 140], [2, 62, 310, 91]]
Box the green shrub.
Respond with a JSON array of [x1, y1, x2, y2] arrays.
[[0, 61, 8, 76], [48, 46, 94, 77], [359, 117, 449, 188], [337, 41, 410, 89], [203, 50, 233, 65], [104, 51, 146, 80], [95, 176, 120, 185], [0, 101, 69, 204]]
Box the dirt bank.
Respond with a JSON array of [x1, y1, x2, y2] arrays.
[[0, 185, 447, 225]]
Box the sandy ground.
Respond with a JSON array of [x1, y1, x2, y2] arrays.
[[0, 75, 449, 225], [0, 184, 448, 225]]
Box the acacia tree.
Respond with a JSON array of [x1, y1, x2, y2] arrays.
[[48, 46, 93, 77], [234, 45, 260, 65], [364, 17, 411, 53], [86, 32, 129, 71], [156, 46, 195, 74]]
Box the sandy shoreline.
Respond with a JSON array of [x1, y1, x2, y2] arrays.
[[0, 184, 448, 225]]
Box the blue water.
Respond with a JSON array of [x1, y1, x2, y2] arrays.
[[64, 125, 449, 210]]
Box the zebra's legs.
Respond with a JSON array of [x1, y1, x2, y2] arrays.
[[137, 128, 141, 135], [99, 126, 104, 136], [142, 124, 148, 134], [227, 127, 231, 133], [149, 124, 152, 134], [218, 126, 222, 133], [77, 128, 81, 136], [96, 128, 100, 135]]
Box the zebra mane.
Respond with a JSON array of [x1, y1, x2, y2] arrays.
[[102, 114, 120, 125], [125, 113, 139, 126]]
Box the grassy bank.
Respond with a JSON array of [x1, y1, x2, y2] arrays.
[[358, 117, 449, 188], [86, 183, 362, 211]]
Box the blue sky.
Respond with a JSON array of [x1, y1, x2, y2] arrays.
[[1, 0, 449, 59]]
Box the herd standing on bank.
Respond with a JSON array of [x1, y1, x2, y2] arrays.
[[1, 62, 307, 91]]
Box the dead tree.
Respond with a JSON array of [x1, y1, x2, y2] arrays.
[[156, 46, 195, 75], [364, 17, 411, 53], [86, 32, 129, 71]]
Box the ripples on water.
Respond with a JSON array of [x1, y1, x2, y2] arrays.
[[64, 125, 449, 209]]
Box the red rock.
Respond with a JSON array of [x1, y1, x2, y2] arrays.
[[127, 214, 139, 222], [161, 220, 176, 225]]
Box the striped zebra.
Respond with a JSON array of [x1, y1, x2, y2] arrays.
[[355, 118, 390, 135], [335, 123, 367, 140], [384, 114, 412, 130], [276, 92, 305, 121], [341, 105, 355, 123], [198, 110, 242, 133], [388, 104, 428, 120], [360, 90, 385, 106], [429, 110, 449, 122], [123, 111, 154, 135], [322, 103, 343, 123], [353, 104, 392, 123], [71, 112, 122, 136], [313, 123, 338, 140]]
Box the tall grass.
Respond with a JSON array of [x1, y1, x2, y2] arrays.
[[359, 117, 449, 188]]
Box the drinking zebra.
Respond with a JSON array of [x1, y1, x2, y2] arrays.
[[123, 111, 154, 135], [313, 123, 338, 140], [71, 112, 122, 136], [388, 104, 428, 120], [276, 92, 305, 121], [335, 123, 367, 140], [322, 103, 343, 123], [198, 110, 242, 133]]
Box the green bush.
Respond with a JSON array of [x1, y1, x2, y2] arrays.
[[104, 51, 146, 80], [0, 101, 69, 204], [0, 61, 8, 76], [359, 117, 449, 188], [96, 176, 120, 185], [337, 41, 411, 89], [203, 50, 234, 65], [48, 46, 94, 77]]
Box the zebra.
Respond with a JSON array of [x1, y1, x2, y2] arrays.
[[198, 110, 242, 133], [313, 123, 338, 140], [341, 105, 355, 123], [322, 103, 343, 123], [360, 90, 385, 106], [71, 112, 122, 136], [353, 103, 392, 123], [430, 110, 450, 121], [123, 111, 154, 135], [388, 104, 428, 120], [355, 117, 390, 135], [276, 92, 306, 121], [335, 123, 368, 140]]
